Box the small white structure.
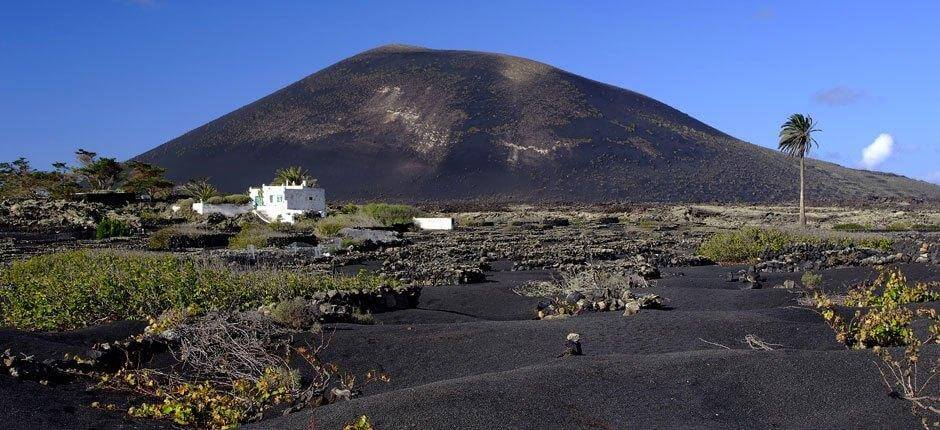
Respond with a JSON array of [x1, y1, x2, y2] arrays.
[[248, 181, 326, 223], [192, 202, 254, 217], [413, 217, 454, 230]]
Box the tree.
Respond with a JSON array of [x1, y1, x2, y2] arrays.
[[0, 158, 79, 199], [778, 114, 821, 226], [179, 178, 218, 202], [72, 149, 124, 191], [273, 166, 316, 187], [75, 149, 97, 168], [75, 158, 124, 191], [123, 161, 174, 197]]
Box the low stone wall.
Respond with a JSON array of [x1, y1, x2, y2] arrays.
[[311, 284, 422, 314], [258, 284, 423, 323]]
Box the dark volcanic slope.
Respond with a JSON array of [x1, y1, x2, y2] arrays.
[[137, 44, 940, 203]]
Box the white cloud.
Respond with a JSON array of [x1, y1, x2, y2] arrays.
[[861, 133, 894, 169]]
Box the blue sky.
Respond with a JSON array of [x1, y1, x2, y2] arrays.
[[2, 0, 938, 183]]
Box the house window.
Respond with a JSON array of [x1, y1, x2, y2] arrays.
[[308, 197, 313, 201], [269, 195, 274, 203]]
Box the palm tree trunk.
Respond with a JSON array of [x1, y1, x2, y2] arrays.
[[799, 156, 806, 226]]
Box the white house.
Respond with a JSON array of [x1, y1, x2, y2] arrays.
[[248, 181, 326, 223]]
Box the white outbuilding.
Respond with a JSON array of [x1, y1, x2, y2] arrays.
[[248, 181, 326, 223], [413, 217, 454, 230]]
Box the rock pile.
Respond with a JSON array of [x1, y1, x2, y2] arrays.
[[258, 284, 422, 322], [537, 288, 663, 319], [0, 199, 104, 230], [755, 243, 911, 272]]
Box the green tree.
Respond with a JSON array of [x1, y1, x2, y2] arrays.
[[0, 158, 79, 199], [179, 178, 218, 202], [123, 161, 174, 197], [273, 166, 316, 186], [778, 114, 821, 226], [72, 149, 124, 191]]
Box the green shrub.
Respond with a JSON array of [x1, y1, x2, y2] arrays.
[[337, 204, 361, 215], [314, 213, 380, 237], [832, 223, 868, 232], [228, 224, 274, 249], [360, 203, 423, 227], [147, 226, 177, 251], [845, 267, 940, 308], [698, 227, 798, 263], [882, 222, 940, 232], [95, 218, 130, 239], [267, 298, 319, 330], [176, 198, 195, 211], [224, 194, 251, 205], [268, 221, 296, 233], [351, 310, 375, 325], [800, 271, 822, 289], [852, 236, 893, 252], [0, 250, 396, 330], [206, 194, 252, 205], [124, 367, 296, 430], [884, 222, 912, 232], [343, 415, 375, 430], [698, 227, 892, 264], [813, 267, 939, 349]]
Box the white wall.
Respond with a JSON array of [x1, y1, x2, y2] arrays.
[[192, 202, 254, 217], [413, 217, 454, 230]]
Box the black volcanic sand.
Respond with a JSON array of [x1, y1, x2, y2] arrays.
[[0, 321, 169, 429], [3, 264, 938, 429], [247, 264, 938, 429]]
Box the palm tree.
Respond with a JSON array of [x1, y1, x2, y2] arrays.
[[179, 178, 218, 202], [273, 166, 316, 186], [778, 114, 821, 226]]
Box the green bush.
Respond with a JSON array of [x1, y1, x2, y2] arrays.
[[0, 250, 396, 330], [314, 213, 380, 237], [268, 221, 297, 233], [800, 271, 822, 289], [698, 227, 797, 263], [832, 223, 868, 232], [813, 268, 937, 349], [884, 222, 912, 232], [699, 227, 892, 263], [95, 218, 130, 239], [147, 226, 177, 251], [267, 298, 319, 330], [228, 223, 274, 249], [176, 198, 195, 210], [882, 222, 940, 232], [360, 203, 423, 227], [337, 204, 361, 215], [206, 194, 252, 205]]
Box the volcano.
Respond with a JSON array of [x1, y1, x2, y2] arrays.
[[136, 44, 939, 203]]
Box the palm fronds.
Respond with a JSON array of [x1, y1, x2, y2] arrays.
[[273, 166, 316, 187], [778, 113, 821, 158]]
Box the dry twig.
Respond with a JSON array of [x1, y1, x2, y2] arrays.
[[744, 334, 783, 351]]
